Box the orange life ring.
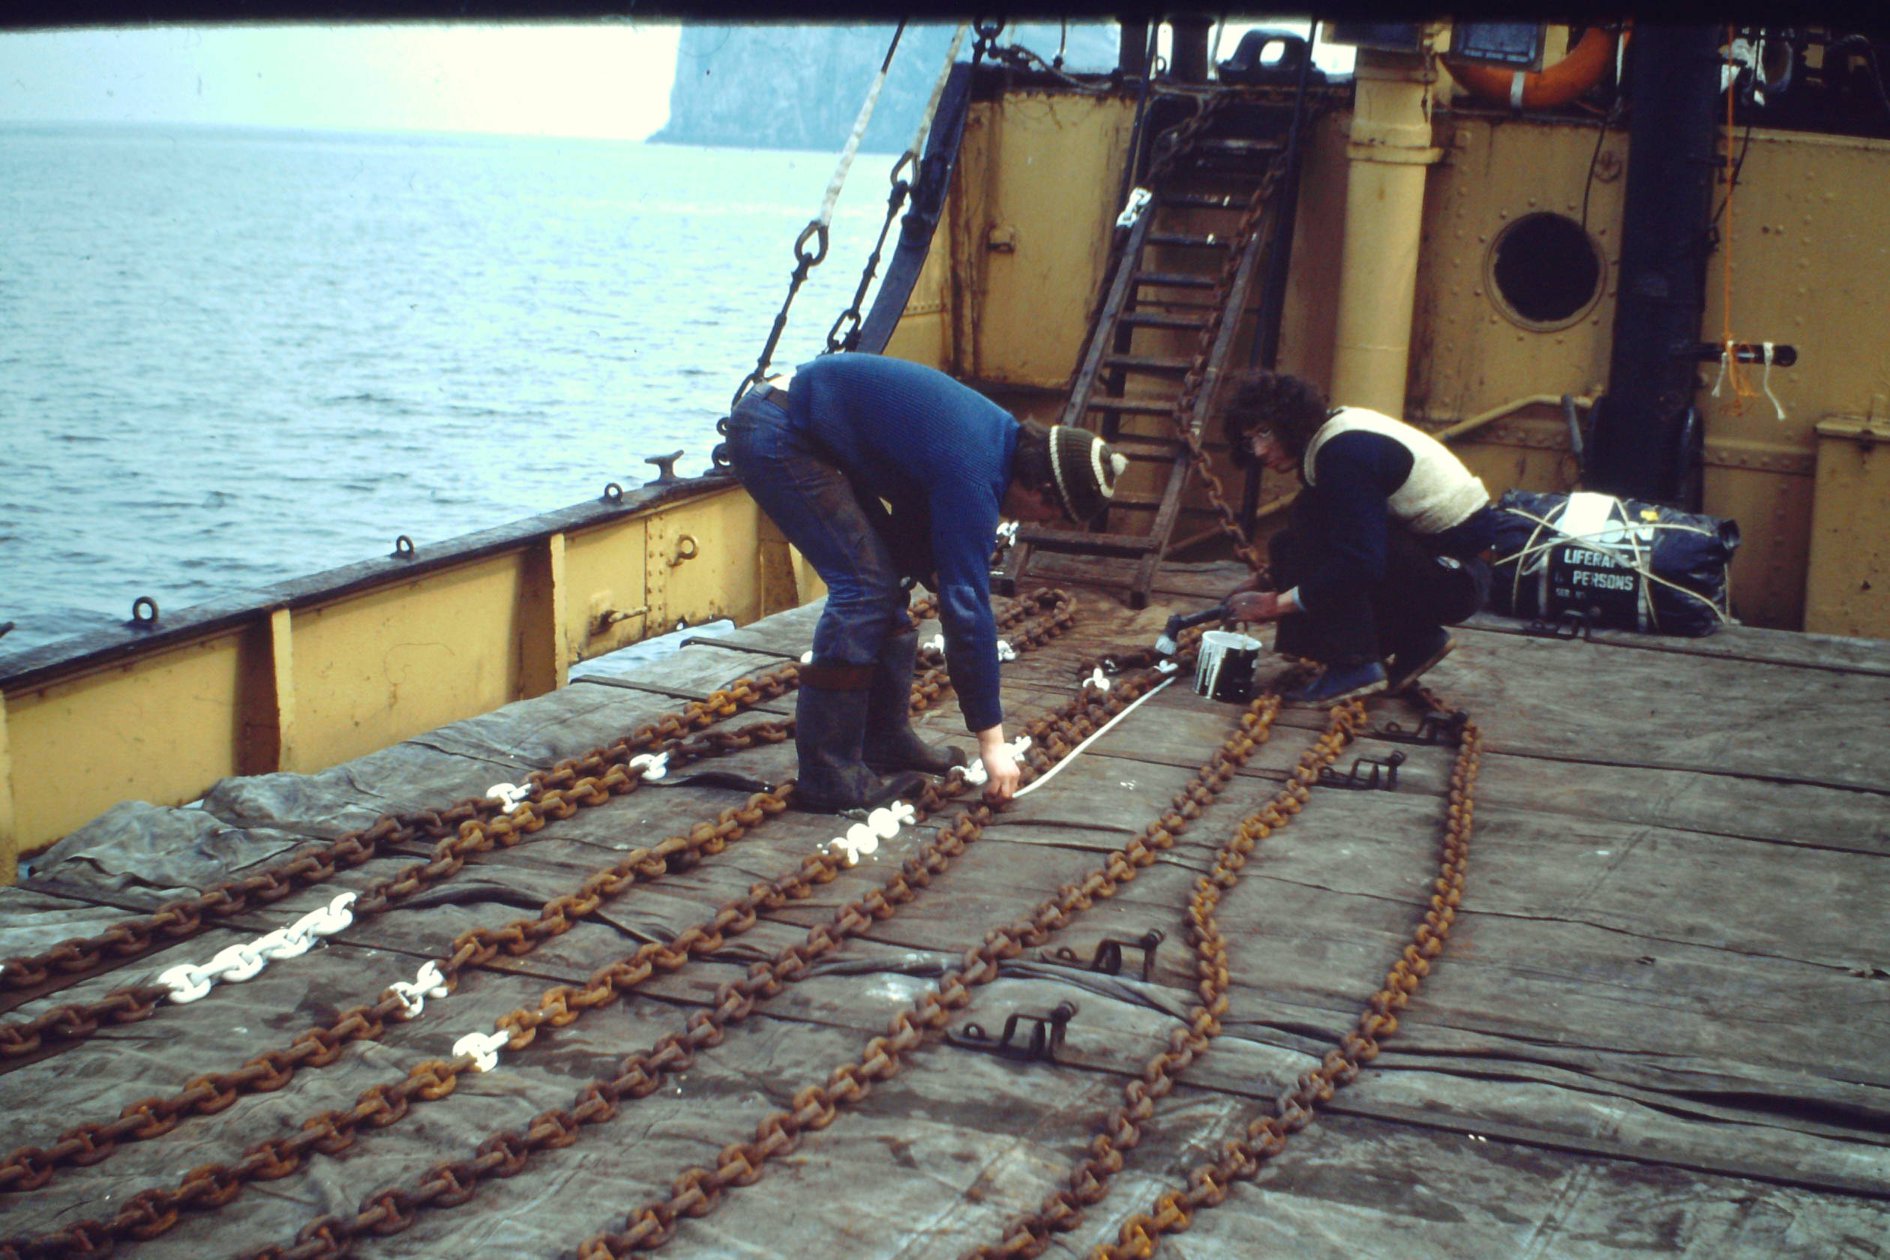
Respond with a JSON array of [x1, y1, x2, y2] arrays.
[[1448, 24, 1627, 110]]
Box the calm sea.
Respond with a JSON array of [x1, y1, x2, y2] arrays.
[[0, 123, 908, 658]]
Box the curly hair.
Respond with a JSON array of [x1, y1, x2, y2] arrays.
[[1220, 371, 1331, 468]]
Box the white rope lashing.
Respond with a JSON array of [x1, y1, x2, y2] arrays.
[[815, 22, 907, 233], [906, 24, 970, 166]]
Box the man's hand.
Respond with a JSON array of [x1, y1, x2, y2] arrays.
[[1226, 589, 1299, 624], [1227, 566, 1272, 596], [976, 725, 1021, 803]]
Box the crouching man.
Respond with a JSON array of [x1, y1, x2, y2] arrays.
[[1219, 370, 1495, 704], [724, 352, 1126, 811]]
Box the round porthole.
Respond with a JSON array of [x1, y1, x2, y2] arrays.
[[1485, 212, 1604, 331]]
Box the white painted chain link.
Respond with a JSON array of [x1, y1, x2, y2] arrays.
[[487, 782, 531, 813], [996, 640, 1017, 662], [387, 960, 450, 1019], [826, 801, 919, 867], [156, 891, 358, 1003], [921, 633, 947, 656], [630, 752, 669, 781], [1083, 666, 1112, 692], [952, 734, 1034, 788], [453, 1029, 512, 1073]]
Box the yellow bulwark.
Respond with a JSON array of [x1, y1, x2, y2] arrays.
[[0, 479, 811, 880]]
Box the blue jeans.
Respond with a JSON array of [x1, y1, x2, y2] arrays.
[[724, 389, 909, 666]]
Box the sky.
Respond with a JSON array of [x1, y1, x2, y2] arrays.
[[0, 21, 1350, 140], [0, 24, 686, 139]]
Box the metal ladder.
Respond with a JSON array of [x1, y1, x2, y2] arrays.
[[994, 120, 1292, 608]]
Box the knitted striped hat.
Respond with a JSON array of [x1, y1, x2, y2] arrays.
[[1048, 425, 1129, 525]]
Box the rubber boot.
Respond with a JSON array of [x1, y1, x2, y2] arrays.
[[794, 664, 927, 813], [862, 629, 966, 775]]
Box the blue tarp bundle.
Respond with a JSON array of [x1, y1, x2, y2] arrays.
[[1489, 490, 1741, 637]]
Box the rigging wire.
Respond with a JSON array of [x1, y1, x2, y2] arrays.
[[825, 24, 970, 353], [726, 20, 908, 415]]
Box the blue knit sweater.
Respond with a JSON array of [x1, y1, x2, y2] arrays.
[[784, 354, 1020, 732]]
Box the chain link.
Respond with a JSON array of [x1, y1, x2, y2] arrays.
[[970, 699, 1367, 1258], [0, 596, 963, 1056], [247, 656, 1178, 1260], [0, 593, 1079, 1253], [577, 671, 1305, 1258], [1090, 694, 1482, 1260], [1162, 160, 1282, 574]]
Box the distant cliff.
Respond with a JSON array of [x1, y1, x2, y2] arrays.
[[653, 23, 1121, 153]]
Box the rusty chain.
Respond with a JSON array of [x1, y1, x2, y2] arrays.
[[0, 590, 940, 1007], [1, 603, 1479, 1259], [1163, 160, 1281, 575], [1094, 689, 1481, 1260], [1140, 91, 1229, 188], [1096, 82, 1308, 578], [0, 593, 1081, 1254], [0, 593, 1003, 1060], [0, 667, 807, 1005], [244, 652, 1162, 1260], [970, 699, 1368, 1258], [575, 674, 1310, 1257]]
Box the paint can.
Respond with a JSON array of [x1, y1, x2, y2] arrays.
[[1193, 630, 1263, 703]]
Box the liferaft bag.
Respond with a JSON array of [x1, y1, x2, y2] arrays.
[[1489, 490, 1741, 636]]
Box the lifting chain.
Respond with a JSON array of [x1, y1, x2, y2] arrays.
[[0, 593, 948, 1059], [245, 657, 1164, 1260], [824, 155, 912, 353], [971, 699, 1367, 1257], [1094, 691, 1481, 1260], [1141, 90, 1233, 190], [0, 656, 814, 1007], [575, 682, 1320, 1258], [0, 593, 1081, 1252], [1163, 161, 1282, 576]]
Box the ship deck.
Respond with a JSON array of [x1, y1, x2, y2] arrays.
[[1, 560, 1886, 1259]]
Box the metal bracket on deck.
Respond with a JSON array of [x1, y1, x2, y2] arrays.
[[1375, 710, 1469, 747], [1042, 929, 1165, 982], [945, 1000, 1079, 1064], [1317, 751, 1406, 792], [1523, 609, 1598, 641]]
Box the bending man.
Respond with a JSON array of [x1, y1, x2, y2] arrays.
[[1219, 370, 1495, 704], [724, 353, 1126, 811]]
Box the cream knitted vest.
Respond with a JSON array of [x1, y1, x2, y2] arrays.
[[1302, 408, 1489, 535]]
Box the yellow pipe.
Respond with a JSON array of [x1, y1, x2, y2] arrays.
[[1330, 42, 1444, 415]]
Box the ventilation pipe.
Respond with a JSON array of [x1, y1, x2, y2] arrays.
[[1329, 35, 1443, 414], [1170, 15, 1214, 82], [1118, 20, 1150, 77]]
